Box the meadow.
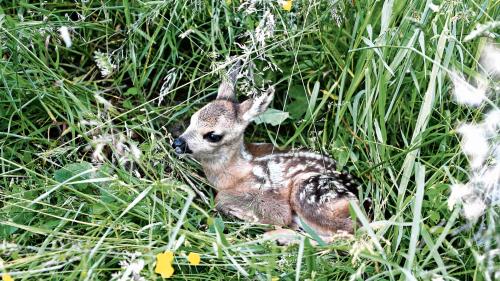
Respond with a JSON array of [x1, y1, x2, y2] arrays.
[[0, 0, 499, 280]]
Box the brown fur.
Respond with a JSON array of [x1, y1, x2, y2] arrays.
[[245, 143, 289, 157], [174, 75, 362, 243]]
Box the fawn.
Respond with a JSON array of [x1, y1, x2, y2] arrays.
[[172, 65, 366, 243]]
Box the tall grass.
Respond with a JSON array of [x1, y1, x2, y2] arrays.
[[0, 0, 498, 280]]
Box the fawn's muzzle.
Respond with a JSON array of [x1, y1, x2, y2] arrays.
[[172, 137, 192, 154]]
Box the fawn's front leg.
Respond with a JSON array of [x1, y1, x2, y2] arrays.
[[215, 188, 293, 226]]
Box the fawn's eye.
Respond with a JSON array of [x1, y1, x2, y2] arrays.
[[203, 131, 223, 143]]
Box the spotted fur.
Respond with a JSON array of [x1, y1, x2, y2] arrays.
[[174, 64, 368, 240]]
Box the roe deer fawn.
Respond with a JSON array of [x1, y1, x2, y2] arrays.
[[172, 63, 367, 243]]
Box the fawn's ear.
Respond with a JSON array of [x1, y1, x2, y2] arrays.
[[239, 87, 275, 122], [216, 81, 236, 101], [216, 60, 241, 101]]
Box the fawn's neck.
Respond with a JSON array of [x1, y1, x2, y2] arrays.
[[200, 141, 253, 190]]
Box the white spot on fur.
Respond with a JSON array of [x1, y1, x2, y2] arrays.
[[268, 161, 284, 184], [318, 177, 328, 185], [257, 151, 335, 163], [288, 164, 307, 176], [307, 195, 317, 204], [305, 182, 315, 192], [252, 165, 274, 189], [332, 181, 347, 192], [241, 147, 253, 161], [252, 165, 267, 179], [318, 191, 338, 204], [294, 172, 323, 182], [299, 190, 306, 201]]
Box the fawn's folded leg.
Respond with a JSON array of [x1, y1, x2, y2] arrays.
[[215, 189, 293, 226]]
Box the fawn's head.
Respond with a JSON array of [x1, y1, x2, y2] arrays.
[[172, 67, 274, 162]]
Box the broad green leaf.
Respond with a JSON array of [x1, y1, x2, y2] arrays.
[[54, 161, 93, 191], [125, 87, 139, 96], [254, 108, 289, 126], [287, 85, 308, 119]]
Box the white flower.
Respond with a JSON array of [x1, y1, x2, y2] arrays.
[[448, 184, 488, 221], [59, 26, 72, 48], [480, 43, 500, 76], [94, 51, 116, 77], [463, 198, 487, 221], [112, 253, 145, 281], [129, 142, 142, 160], [128, 251, 142, 260], [448, 183, 473, 210], [449, 70, 487, 106], [457, 124, 489, 169], [478, 164, 500, 202], [119, 260, 129, 268], [129, 258, 145, 275], [92, 142, 106, 163]]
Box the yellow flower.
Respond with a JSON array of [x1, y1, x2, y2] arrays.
[[160, 265, 174, 278], [282, 0, 292, 11], [2, 274, 14, 281], [187, 252, 201, 265], [155, 251, 175, 278], [271, 278, 279, 281]]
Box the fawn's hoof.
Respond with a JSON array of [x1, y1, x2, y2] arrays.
[[263, 229, 302, 246]]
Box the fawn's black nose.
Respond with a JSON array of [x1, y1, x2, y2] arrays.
[[172, 137, 192, 154]]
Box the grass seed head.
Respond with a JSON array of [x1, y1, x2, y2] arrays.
[[255, 10, 275, 49], [480, 43, 500, 76], [462, 198, 487, 221], [94, 51, 117, 77], [449, 70, 488, 106], [457, 124, 489, 169]]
